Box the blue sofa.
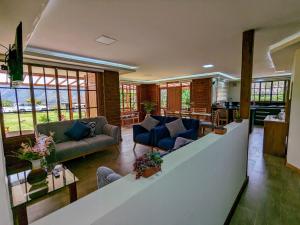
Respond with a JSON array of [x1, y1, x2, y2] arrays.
[[132, 115, 165, 150], [133, 115, 199, 151], [153, 117, 199, 150]]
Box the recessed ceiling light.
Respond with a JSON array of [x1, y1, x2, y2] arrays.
[[96, 35, 117, 45], [202, 64, 214, 68]]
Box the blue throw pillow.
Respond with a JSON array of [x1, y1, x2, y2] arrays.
[[64, 121, 90, 141]]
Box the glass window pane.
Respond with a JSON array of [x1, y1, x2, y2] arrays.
[[87, 91, 97, 108], [16, 89, 32, 112], [19, 112, 34, 134], [59, 90, 69, 110], [80, 91, 86, 107], [68, 70, 77, 90], [46, 89, 58, 110], [87, 73, 96, 90], [48, 110, 59, 122], [34, 89, 47, 111], [36, 111, 49, 124], [3, 112, 20, 137], [60, 110, 70, 121]]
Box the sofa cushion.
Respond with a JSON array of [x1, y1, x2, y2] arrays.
[[157, 137, 176, 150], [64, 121, 90, 141], [81, 121, 97, 137], [140, 116, 159, 131], [173, 137, 193, 150], [165, 118, 187, 138], [135, 132, 151, 145], [83, 134, 116, 149], [55, 140, 89, 162]]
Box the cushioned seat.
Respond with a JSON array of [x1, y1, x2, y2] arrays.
[[135, 132, 151, 146], [157, 137, 176, 150], [36, 116, 120, 163], [83, 135, 115, 149], [55, 140, 89, 162]]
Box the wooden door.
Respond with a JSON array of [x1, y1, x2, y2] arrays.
[[168, 87, 181, 111]]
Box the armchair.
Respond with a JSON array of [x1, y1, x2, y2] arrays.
[[132, 123, 162, 151], [153, 118, 199, 150]]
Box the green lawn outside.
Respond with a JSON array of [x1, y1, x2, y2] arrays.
[[3, 111, 80, 133]]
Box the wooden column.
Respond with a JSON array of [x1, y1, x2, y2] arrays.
[[240, 29, 255, 119]]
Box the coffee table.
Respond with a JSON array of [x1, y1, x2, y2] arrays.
[[8, 165, 79, 225]]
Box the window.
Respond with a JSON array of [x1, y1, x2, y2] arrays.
[[251, 80, 287, 103], [120, 83, 137, 112], [160, 87, 167, 114], [159, 82, 191, 113], [181, 82, 191, 110], [0, 65, 98, 138]]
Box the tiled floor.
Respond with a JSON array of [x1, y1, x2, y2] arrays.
[[230, 127, 300, 225], [26, 126, 300, 224]]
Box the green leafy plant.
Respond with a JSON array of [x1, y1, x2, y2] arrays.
[[39, 114, 49, 123], [142, 101, 156, 114], [133, 152, 163, 179], [235, 110, 241, 119]]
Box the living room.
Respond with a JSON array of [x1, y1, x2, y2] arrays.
[[1, 1, 300, 225]]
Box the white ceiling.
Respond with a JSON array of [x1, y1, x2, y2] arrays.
[[0, 0, 48, 52], [1, 0, 300, 81]]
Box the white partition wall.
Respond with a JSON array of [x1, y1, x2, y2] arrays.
[[0, 134, 13, 225], [32, 120, 249, 225]]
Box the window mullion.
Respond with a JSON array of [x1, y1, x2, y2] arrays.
[[28, 65, 37, 130]]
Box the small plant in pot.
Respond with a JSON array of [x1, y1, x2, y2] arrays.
[[234, 110, 243, 123], [142, 101, 156, 117], [133, 152, 163, 179]]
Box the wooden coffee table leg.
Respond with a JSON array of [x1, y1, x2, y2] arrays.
[[13, 203, 28, 225], [69, 182, 78, 203]]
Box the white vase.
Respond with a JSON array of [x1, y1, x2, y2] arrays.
[[30, 159, 42, 170]]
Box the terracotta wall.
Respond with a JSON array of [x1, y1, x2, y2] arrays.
[[191, 78, 212, 112], [97, 70, 121, 127], [137, 84, 159, 120]]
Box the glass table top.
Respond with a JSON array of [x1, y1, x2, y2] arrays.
[[8, 165, 78, 207]]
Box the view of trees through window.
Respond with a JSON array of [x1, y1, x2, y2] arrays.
[[0, 65, 98, 138], [251, 80, 286, 103], [120, 83, 137, 112], [159, 82, 191, 114]]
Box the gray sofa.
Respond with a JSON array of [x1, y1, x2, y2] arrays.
[[36, 116, 120, 162]]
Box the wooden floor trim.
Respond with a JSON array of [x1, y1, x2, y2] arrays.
[[286, 162, 300, 174]]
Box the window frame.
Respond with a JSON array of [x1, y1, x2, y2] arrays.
[[251, 80, 287, 103], [0, 63, 99, 139]]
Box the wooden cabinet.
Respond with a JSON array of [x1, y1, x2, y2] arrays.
[[263, 116, 288, 157]]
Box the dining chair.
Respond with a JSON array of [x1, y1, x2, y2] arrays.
[[217, 109, 228, 125]]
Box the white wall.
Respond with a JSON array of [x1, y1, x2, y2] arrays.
[[287, 49, 300, 168], [31, 121, 249, 225], [228, 81, 241, 102], [0, 134, 13, 225]]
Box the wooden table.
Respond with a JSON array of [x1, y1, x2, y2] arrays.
[[8, 165, 78, 225], [263, 115, 288, 157]]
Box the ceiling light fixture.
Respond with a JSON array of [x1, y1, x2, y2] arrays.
[[202, 64, 214, 68], [96, 35, 117, 45]]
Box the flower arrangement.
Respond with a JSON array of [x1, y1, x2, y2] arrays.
[[15, 132, 55, 162], [133, 152, 163, 179]]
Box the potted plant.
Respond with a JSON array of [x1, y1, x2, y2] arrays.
[[133, 152, 163, 179], [14, 132, 55, 185], [142, 101, 156, 117], [234, 110, 243, 123]]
